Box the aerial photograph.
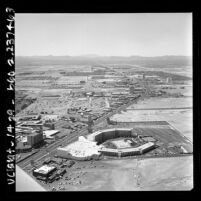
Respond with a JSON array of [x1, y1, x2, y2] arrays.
[[15, 13, 193, 191]]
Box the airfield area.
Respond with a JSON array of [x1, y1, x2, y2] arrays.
[[15, 56, 193, 191]]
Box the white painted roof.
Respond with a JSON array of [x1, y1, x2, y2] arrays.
[[58, 138, 101, 157], [34, 165, 56, 174], [43, 130, 59, 136]]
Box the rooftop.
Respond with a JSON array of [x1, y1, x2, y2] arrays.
[[58, 136, 102, 157], [100, 142, 155, 153], [34, 165, 56, 174], [87, 128, 133, 141], [43, 130, 60, 138]]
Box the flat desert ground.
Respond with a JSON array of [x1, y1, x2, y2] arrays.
[[51, 156, 193, 191], [111, 97, 193, 142]]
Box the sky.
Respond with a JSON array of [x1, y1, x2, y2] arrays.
[[15, 13, 192, 57]]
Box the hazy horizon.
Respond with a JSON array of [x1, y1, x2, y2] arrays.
[[16, 54, 192, 57], [16, 13, 192, 57]]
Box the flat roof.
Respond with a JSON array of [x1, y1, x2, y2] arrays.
[[21, 121, 43, 126], [100, 148, 119, 153], [58, 138, 101, 157], [21, 136, 27, 143], [28, 132, 42, 137], [33, 165, 56, 174], [87, 128, 133, 141], [100, 142, 155, 153], [43, 130, 59, 138]]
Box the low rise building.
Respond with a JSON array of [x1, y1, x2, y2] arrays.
[[56, 136, 102, 160], [33, 165, 57, 182], [43, 130, 60, 139]]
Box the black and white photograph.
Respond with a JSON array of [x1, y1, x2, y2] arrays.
[[14, 13, 193, 191]]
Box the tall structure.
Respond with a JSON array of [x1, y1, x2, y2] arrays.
[[26, 124, 43, 146], [27, 132, 43, 147]]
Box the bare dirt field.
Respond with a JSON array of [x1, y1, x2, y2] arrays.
[[158, 66, 192, 78], [45, 155, 193, 191], [155, 85, 192, 97], [112, 110, 192, 142], [127, 97, 192, 109], [112, 97, 193, 142]]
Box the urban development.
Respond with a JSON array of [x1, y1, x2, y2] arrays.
[[16, 56, 193, 191]]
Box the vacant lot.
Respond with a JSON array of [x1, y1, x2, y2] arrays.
[[46, 156, 192, 191], [112, 97, 193, 142], [127, 97, 192, 109], [111, 109, 192, 141]]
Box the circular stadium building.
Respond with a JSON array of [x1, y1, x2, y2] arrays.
[[56, 128, 156, 160]]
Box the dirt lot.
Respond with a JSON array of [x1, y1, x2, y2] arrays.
[[44, 155, 193, 191], [154, 85, 192, 97], [112, 97, 193, 142], [127, 97, 192, 109]]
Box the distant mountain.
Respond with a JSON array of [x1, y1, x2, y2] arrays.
[[16, 55, 192, 60], [77, 54, 100, 58], [16, 55, 192, 68]]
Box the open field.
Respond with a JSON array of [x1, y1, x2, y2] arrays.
[[111, 110, 192, 142], [153, 85, 192, 97], [127, 97, 192, 109], [153, 66, 192, 78], [112, 97, 193, 142], [41, 155, 193, 191]]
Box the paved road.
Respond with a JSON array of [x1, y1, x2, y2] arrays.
[[18, 97, 141, 169]]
